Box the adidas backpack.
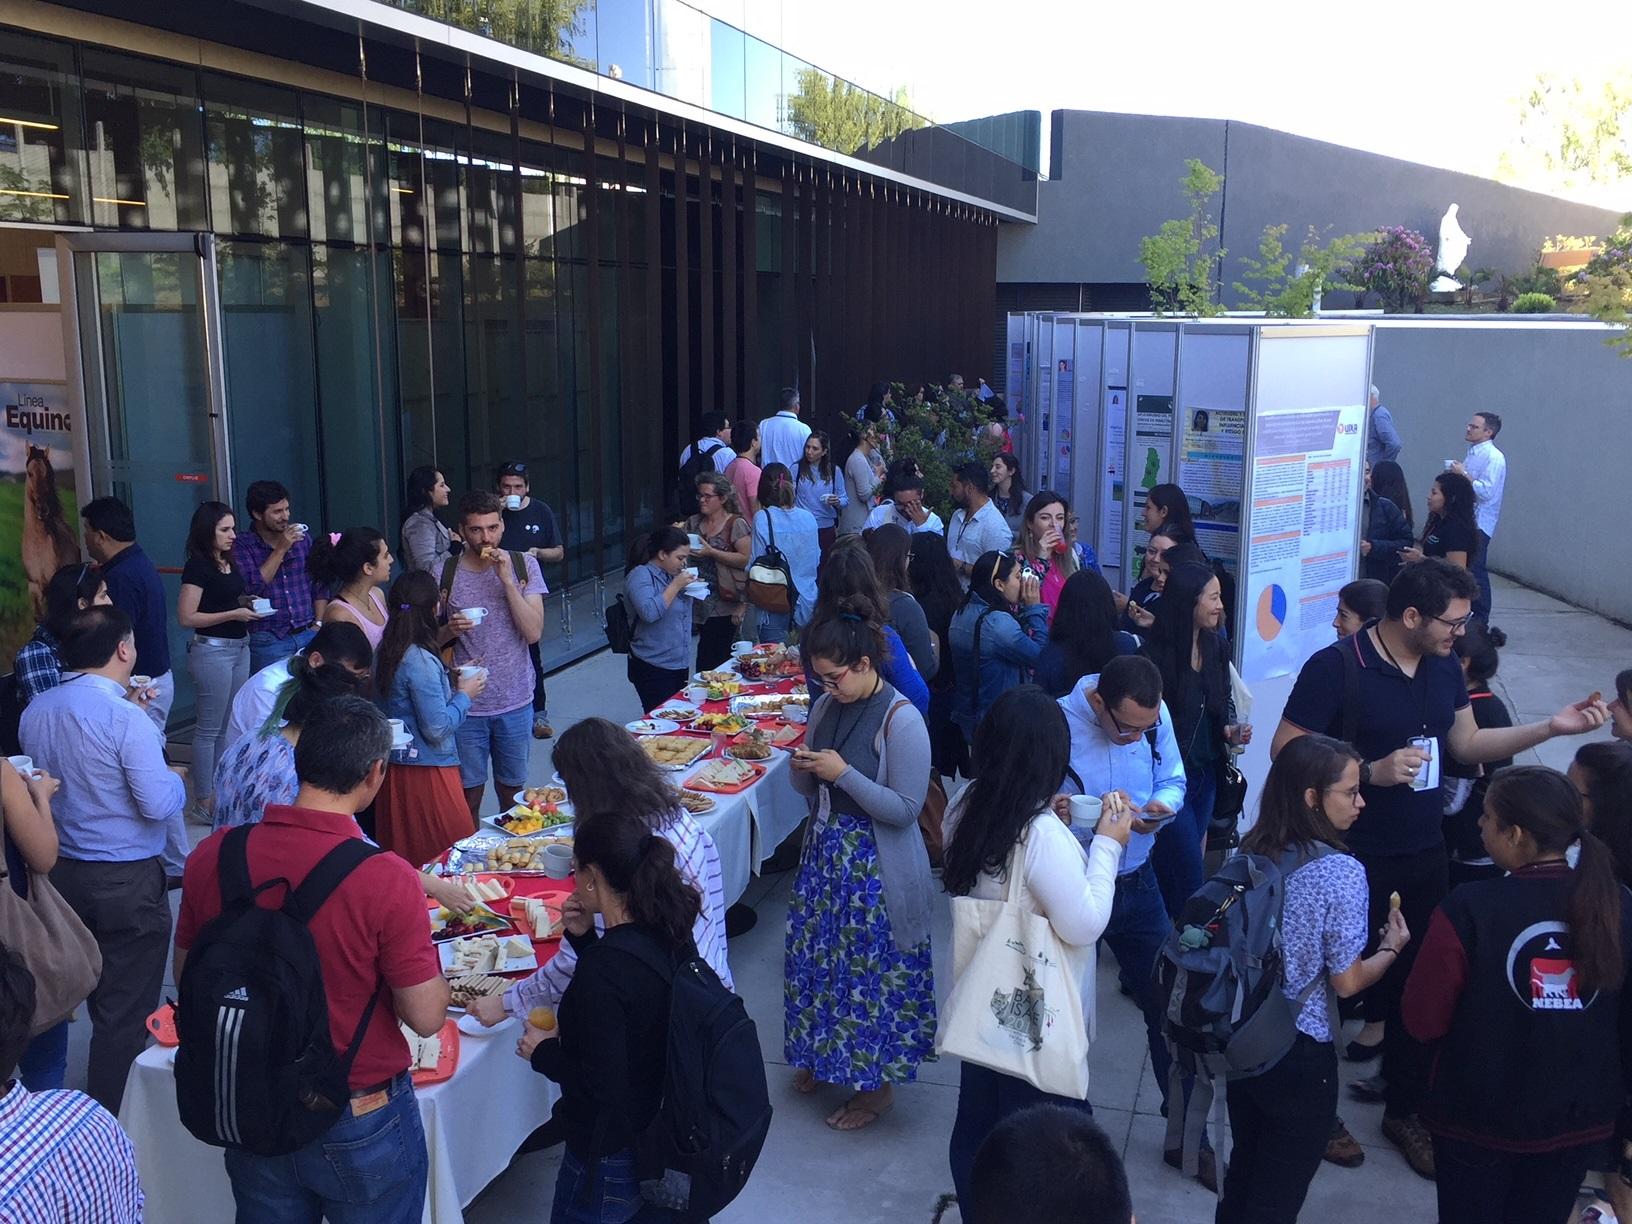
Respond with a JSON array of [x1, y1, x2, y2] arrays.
[[175, 825, 385, 1156], [1155, 845, 1333, 1177], [618, 938, 772, 1218]]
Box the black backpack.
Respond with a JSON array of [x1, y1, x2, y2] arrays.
[[618, 939, 772, 1218], [604, 593, 635, 655], [672, 441, 725, 518], [175, 825, 385, 1156]]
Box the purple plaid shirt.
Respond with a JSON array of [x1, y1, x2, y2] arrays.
[[233, 529, 322, 639], [0, 1081, 143, 1221]]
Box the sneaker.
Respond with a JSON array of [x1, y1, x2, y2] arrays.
[[1381, 1114, 1435, 1180], [532, 718, 554, 740], [1344, 1037, 1383, 1062], [1348, 1074, 1387, 1103], [1323, 1117, 1365, 1167], [1163, 1145, 1219, 1193]]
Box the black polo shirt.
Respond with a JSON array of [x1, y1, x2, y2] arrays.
[[1282, 622, 1467, 857], [501, 499, 561, 556]]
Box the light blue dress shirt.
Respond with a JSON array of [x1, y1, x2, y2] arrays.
[[20, 673, 186, 861], [627, 562, 694, 670], [752, 506, 821, 626], [793, 464, 848, 528]]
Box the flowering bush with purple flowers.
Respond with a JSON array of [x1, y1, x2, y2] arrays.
[[1348, 226, 1436, 312], [1581, 213, 1632, 357]]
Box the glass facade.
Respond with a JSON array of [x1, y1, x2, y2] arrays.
[[0, 20, 1001, 673]]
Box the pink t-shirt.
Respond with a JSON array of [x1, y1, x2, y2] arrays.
[[448, 553, 546, 717], [727, 457, 762, 523]]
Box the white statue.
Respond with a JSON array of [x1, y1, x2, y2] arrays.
[[1431, 203, 1470, 292]]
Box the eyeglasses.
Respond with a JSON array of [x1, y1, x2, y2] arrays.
[[1104, 702, 1159, 740], [1324, 784, 1363, 801], [816, 665, 853, 691], [1429, 612, 1474, 631], [698, 490, 720, 500]]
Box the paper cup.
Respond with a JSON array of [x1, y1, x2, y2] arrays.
[[1068, 794, 1103, 828], [460, 606, 488, 625], [6, 756, 34, 777]]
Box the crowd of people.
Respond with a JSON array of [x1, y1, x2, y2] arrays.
[[0, 372, 1626, 1224]]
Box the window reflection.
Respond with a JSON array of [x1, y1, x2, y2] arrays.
[[0, 34, 84, 224], [82, 51, 206, 231]]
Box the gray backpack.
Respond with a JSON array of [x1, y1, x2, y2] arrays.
[[1154, 845, 1335, 1179]]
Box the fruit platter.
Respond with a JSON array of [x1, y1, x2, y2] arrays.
[[691, 711, 748, 735], [733, 643, 802, 680]]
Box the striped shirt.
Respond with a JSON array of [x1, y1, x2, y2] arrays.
[[503, 808, 732, 1015], [0, 1081, 143, 1222]]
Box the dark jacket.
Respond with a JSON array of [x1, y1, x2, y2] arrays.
[[1363, 491, 1412, 583], [1403, 863, 1632, 1152]]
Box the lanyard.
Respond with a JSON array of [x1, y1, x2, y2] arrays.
[[1372, 625, 1430, 735]]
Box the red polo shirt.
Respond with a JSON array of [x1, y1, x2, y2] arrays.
[[176, 805, 441, 1090]]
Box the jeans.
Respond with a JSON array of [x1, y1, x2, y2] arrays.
[[696, 615, 738, 672], [755, 610, 791, 644], [1471, 529, 1493, 623], [1151, 759, 1216, 918], [186, 635, 250, 804], [1432, 1134, 1596, 1224], [528, 639, 550, 720], [550, 1146, 681, 1224], [248, 625, 316, 676], [1216, 1034, 1336, 1224], [18, 1019, 68, 1091], [454, 705, 533, 790], [1100, 860, 1175, 1107], [224, 1072, 427, 1224], [1354, 844, 1448, 1118], [948, 1060, 1093, 1210]]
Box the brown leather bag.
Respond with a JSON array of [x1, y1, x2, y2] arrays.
[[918, 774, 949, 868]]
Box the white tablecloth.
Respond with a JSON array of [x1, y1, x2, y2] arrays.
[[119, 1017, 557, 1223], [679, 748, 805, 904]]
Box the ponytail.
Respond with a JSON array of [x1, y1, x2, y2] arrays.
[[573, 813, 700, 953]]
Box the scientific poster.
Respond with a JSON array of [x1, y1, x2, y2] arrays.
[[0, 382, 79, 662], [1054, 358, 1073, 493], [1129, 394, 1173, 576], [1239, 404, 1366, 682], [1099, 388, 1127, 562], [1179, 407, 1245, 576]]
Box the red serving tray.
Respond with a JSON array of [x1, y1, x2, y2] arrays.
[[410, 1018, 460, 1086], [684, 760, 766, 794]]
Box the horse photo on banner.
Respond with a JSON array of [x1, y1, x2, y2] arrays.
[[0, 382, 79, 660]]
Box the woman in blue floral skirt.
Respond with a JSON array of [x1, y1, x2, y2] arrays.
[[785, 598, 936, 1130]]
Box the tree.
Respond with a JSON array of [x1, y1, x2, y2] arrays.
[[1347, 226, 1436, 313], [1139, 159, 1225, 317], [1498, 71, 1632, 199], [1452, 264, 1498, 309], [1579, 213, 1632, 357], [784, 71, 923, 155], [1232, 224, 1370, 317], [419, 0, 594, 66]]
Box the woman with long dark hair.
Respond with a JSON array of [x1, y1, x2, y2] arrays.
[[1139, 561, 1250, 917], [1440, 623, 1513, 891], [865, 524, 936, 680], [784, 606, 936, 1132], [839, 421, 883, 537], [802, 536, 928, 714], [1404, 766, 1632, 1224], [471, 716, 732, 1033], [520, 811, 704, 1222], [686, 472, 752, 670], [988, 453, 1027, 538], [179, 500, 256, 819], [15, 563, 111, 705], [1217, 735, 1409, 1224], [794, 429, 848, 553], [1142, 483, 1196, 540], [1403, 470, 1478, 570], [399, 465, 456, 576], [312, 527, 393, 651], [1118, 525, 1190, 635], [942, 685, 1134, 1206], [1034, 570, 1137, 698], [1573, 740, 1632, 887], [908, 531, 968, 780], [1012, 491, 1080, 621], [624, 525, 696, 712], [372, 570, 485, 864], [1370, 460, 1414, 534], [949, 552, 1048, 750]]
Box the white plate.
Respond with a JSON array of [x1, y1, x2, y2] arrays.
[[456, 1012, 514, 1037], [438, 934, 538, 976], [685, 583, 710, 599], [392, 734, 413, 749], [481, 807, 574, 837], [626, 718, 680, 735], [647, 701, 700, 723]]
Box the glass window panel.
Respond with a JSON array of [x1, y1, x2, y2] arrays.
[[80, 50, 206, 231], [202, 74, 307, 238], [708, 20, 746, 121], [0, 32, 85, 224], [596, 0, 655, 90], [303, 95, 388, 245], [652, 0, 711, 109], [596, 264, 623, 572], [742, 34, 781, 134], [313, 245, 398, 528], [462, 253, 524, 485]]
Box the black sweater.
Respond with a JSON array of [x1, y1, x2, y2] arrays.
[[531, 923, 675, 1158]]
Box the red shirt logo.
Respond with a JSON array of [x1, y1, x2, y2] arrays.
[[1529, 956, 1583, 1010]]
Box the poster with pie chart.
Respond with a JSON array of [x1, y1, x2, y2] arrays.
[[1255, 584, 1288, 641]]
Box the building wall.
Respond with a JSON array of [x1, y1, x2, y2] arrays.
[[1368, 320, 1632, 624], [999, 110, 1625, 298]]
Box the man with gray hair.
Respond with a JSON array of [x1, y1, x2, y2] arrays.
[[1366, 384, 1401, 465]]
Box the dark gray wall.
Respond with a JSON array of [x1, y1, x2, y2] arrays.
[[1000, 110, 1625, 297], [1367, 319, 1632, 624]]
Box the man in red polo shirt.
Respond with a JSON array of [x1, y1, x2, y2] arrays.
[[175, 696, 448, 1222]]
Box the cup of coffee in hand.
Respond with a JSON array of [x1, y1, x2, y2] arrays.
[[6, 756, 35, 778], [503, 494, 523, 510], [250, 597, 272, 616], [128, 674, 152, 692], [1067, 794, 1103, 827], [460, 607, 488, 626]]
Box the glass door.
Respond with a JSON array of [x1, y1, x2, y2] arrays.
[[58, 232, 231, 725]]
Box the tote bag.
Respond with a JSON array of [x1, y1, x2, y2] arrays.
[[936, 832, 1092, 1099], [0, 817, 102, 1035]]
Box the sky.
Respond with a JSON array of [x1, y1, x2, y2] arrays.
[[689, 0, 1631, 208]]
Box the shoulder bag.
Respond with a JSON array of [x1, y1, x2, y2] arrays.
[[0, 800, 102, 1035], [745, 511, 793, 615]]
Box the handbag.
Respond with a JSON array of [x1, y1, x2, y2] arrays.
[[875, 700, 949, 868], [936, 830, 1092, 1099], [745, 510, 794, 615], [1208, 757, 1248, 853], [0, 807, 103, 1036]]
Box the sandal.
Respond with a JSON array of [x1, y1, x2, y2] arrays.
[[791, 1069, 816, 1095], [826, 1090, 894, 1131]]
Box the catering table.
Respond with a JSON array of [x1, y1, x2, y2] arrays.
[[119, 1014, 559, 1224]]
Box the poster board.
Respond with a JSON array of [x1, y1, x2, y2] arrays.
[[1, 381, 80, 662], [1126, 323, 1178, 581], [1174, 326, 1252, 583], [1051, 317, 1076, 495]]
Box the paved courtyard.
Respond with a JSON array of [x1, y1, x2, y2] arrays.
[[77, 575, 1625, 1223]]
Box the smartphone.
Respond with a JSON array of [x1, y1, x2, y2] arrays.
[[1138, 807, 1178, 826]]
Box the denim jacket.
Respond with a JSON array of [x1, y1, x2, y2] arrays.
[[377, 644, 471, 767], [949, 597, 1049, 735]]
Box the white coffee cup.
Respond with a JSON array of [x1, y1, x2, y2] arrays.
[[688, 533, 705, 551], [503, 494, 523, 510], [387, 718, 405, 736], [1443, 459, 1455, 471], [542, 844, 574, 879], [456, 665, 487, 682], [6, 756, 34, 777], [128, 674, 152, 691], [1068, 794, 1103, 828], [685, 685, 710, 705], [460, 606, 488, 625], [291, 522, 309, 537], [731, 640, 753, 656], [681, 566, 699, 582], [250, 597, 272, 615], [781, 704, 808, 725]]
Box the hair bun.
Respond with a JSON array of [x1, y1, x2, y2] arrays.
[[1486, 626, 1508, 648]]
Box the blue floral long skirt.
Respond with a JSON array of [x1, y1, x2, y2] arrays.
[[783, 810, 937, 1090]]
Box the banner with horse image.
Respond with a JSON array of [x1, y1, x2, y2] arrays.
[[0, 382, 81, 664]]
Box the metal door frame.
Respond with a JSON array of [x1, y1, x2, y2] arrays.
[[55, 231, 233, 508]]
